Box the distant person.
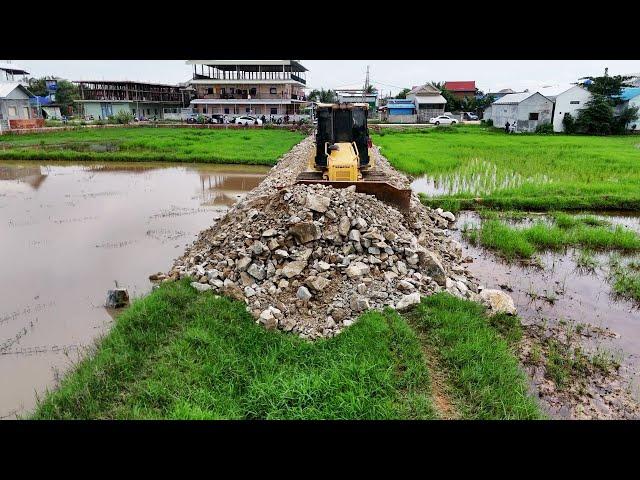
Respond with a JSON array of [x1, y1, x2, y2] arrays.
[[504, 121, 510, 133], [511, 121, 517, 133], [261, 115, 266, 124]]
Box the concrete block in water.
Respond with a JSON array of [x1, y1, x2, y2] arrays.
[[106, 288, 129, 308]]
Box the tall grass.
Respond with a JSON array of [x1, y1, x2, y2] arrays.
[[374, 125, 640, 211], [409, 294, 543, 420], [464, 214, 640, 261], [0, 128, 305, 165], [32, 280, 436, 420]]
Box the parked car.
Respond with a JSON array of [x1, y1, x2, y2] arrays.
[[429, 115, 458, 125], [234, 115, 263, 126], [463, 112, 479, 121]]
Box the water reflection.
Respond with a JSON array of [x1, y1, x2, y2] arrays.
[[0, 160, 269, 418]]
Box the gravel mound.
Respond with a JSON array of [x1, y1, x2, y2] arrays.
[[158, 137, 487, 339]]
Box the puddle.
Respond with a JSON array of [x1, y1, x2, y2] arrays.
[[451, 211, 640, 405], [411, 159, 551, 197], [0, 160, 268, 418]]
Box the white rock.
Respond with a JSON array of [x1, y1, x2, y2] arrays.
[[479, 289, 517, 315], [345, 262, 370, 278], [190, 282, 212, 293], [282, 260, 307, 278], [306, 193, 330, 213], [297, 286, 312, 301], [396, 292, 421, 311]]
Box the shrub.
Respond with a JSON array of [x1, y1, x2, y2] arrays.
[[562, 112, 576, 134], [535, 122, 554, 134], [485, 118, 494, 127], [113, 110, 134, 125]]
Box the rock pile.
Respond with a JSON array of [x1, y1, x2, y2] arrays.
[[166, 179, 484, 339], [158, 136, 513, 339]]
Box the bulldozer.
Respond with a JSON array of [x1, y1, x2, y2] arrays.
[[295, 103, 412, 210]]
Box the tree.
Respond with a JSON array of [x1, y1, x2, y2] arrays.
[[28, 77, 78, 115], [575, 94, 615, 135], [395, 88, 411, 99], [575, 69, 639, 134], [308, 88, 337, 103], [584, 70, 634, 105]]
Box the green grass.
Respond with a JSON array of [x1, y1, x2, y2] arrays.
[[408, 294, 543, 420], [32, 281, 541, 420], [464, 214, 640, 261], [373, 125, 640, 212], [609, 255, 640, 303], [32, 279, 437, 420], [0, 127, 305, 165]]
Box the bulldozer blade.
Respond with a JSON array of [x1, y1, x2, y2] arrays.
[[295, 178, 412, 211]]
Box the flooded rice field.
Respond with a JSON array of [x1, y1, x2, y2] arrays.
[[451, 211, 640, 407], [410, 159, 551, 196], [0, 160, 268, 418]]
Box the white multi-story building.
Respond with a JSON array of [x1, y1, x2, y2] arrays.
[[186, 60, 309, 120]]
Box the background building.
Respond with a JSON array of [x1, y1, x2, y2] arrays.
[[444, 81, 476, 99], [335, 89, 378, 116], [406, 84, 446, 122], [548, 85, 592, 132], [379, 99, 417, 123], [74, 80, 187, 120], [0, 83, 37, 132], [187, 60, 309, 119], [0, 63, 30, 87], [484, 92, 553, 132]]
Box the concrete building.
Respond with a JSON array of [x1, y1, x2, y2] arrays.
[[406, 84, 446, 122], [484, 92, 553, 132], [444, 81, 476, 99], [548, 85, 592, 132], [74, 80, 187, 120], [187, 60, 309, 120], [0, 83, 36, 132]]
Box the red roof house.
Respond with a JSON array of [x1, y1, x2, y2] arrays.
[[444, 81, 476, 99]]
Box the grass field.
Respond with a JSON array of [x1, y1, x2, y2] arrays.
[[463, 212, 640, 261], [32, 280, 541, 420], [0, 127, 305, 165], [373, 125, 640, 212]]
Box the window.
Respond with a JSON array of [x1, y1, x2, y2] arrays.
[[270, 107, 278, 115], [8, 106, 17, 117], [270, 87, 277, 94], [570, 100, 580, 105], [207, 88, 214, 95], [221, 88, 226, 95], [249, 88, 257, 96], [246, 108, 250, 113], [224, 108, 230, 114], [202, 106, 207, 114], [529, 112, 539, 120]]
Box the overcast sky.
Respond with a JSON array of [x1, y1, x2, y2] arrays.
[[10, 60, 640, 95]]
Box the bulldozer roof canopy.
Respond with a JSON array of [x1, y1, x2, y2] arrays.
[[316, 102, 370, 110]]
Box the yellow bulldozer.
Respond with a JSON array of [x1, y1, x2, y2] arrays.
[[295, 103, 412, 210]]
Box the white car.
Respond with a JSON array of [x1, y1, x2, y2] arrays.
[[429, 115, 458, 125], [234, 116, 263, 126]]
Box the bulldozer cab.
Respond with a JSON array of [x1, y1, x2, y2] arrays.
[[315, 103, 370, 169]]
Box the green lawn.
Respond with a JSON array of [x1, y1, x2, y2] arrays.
[[0, 127, 305, 165], [32, 280, 541, 420], [373, 125, 640, 212]]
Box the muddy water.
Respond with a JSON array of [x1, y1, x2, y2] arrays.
[[451, 211, 640, 400], [0, 161, 268, 418]]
